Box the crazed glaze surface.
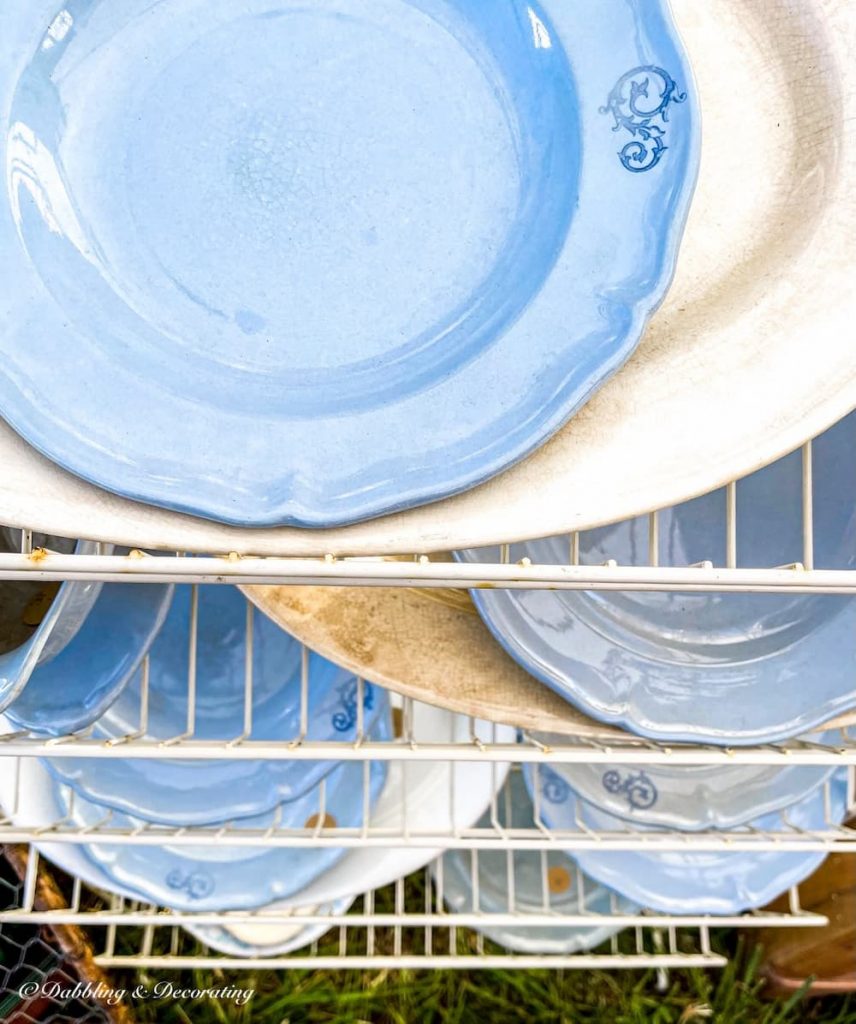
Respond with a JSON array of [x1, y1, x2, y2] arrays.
[[525, 765, 851, 915], [46, 585, 387, 824], [0, 0, 697, 526], [459, 413, 856, 745]]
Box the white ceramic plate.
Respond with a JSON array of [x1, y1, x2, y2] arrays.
[[0, 0, 853, 553], [183, 897, 355, 959]]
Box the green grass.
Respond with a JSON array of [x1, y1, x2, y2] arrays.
[[91, 870, 855, 1024], [117, 931, 856, 1024]]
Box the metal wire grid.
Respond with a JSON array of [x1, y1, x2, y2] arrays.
[[0, 434, 854, 968], [0, 847, 830, 972], [1, 579, 856, 767], [1, 752, 855, 852]]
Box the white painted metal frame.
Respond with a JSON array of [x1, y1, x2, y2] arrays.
[[1, 436, 855, 969]]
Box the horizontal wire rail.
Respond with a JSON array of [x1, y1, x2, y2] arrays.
[[0, 440, 851, 592], [0, 854, 827, 971]]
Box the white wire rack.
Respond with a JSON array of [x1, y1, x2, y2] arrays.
[[0, 847, 833, 972], [1, 434, 855, 971]]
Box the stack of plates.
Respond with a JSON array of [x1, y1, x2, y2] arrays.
[[0, 581, 517, 956], [1, 0, 854, 958], [0, 1, 851, 558]]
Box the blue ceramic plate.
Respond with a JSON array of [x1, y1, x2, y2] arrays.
[[5, 578, 173, 734], [0, 0, 698, 527], [0, 537, 103, 713], [525, 765, 851, 916], [459, 413, 856, 745], [434, 771, 636, 954], [46, 585, 386, 825], [532, 730, 838, 832], [59, 715, 390, 912]]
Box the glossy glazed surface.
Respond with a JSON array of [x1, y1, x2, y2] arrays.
[[59, 715, 391, 912], [5, 578, 173, 734], [1, 1, 855, 556], [459, 413, 856, 744], [46, 585, 386, 824], [533, 730, 837, 831], [234, 702, 514, 914], [0, 537, 102, 712], [0, 0, 697, 526], [525, 765, 850, 915], [435, 772, 636, 953]]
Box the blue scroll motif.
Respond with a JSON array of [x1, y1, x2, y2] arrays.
[[332, 679, 375, 733], [166, 868, 215, 900], [601, 67, 686, 172], [602, 769, 658, 810], [541, 765, 572, 805]]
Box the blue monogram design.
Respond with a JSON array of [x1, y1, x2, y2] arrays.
[[601, 66, 686, 172], [332, 679, 375, 733], [602, 769, 658, 810], [540, 765, 571, 805], [166, 868, 215, 900]]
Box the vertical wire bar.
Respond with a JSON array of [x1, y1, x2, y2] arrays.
[[21, 849, 39, 912], [365, 889, 375, 957], [356, 677, 366, 739], [634, 925, 644, 955], [299, 645, 310, 740], [802, 441, 815, 570], [403, 695, 415, 741], [569, 532, 580, 567], [138, 655, 150, 735], [140, 923, 155, 957], [242, 598, 254, 738], [315, 777, 328, 832], [668, 925, 678, 954], [361, 760, 371, 838], [424, 866, 433, 959], [653, 929, 669, 991], [448, 750, 458, 837], [540, 849, 551, 911], [726, 482, 738, 569], [575, 863, 587, 917], [185, 585, 199, 738], [19, 529, 33, 554], [648, 511, 659, 568], [70, 877, 82, 912], [11, 757, 21, 816], [170, 926, 180, 956], [470, 848, 480, 919], [393, 876, 404, 958], [104, 918, 118, 958]]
